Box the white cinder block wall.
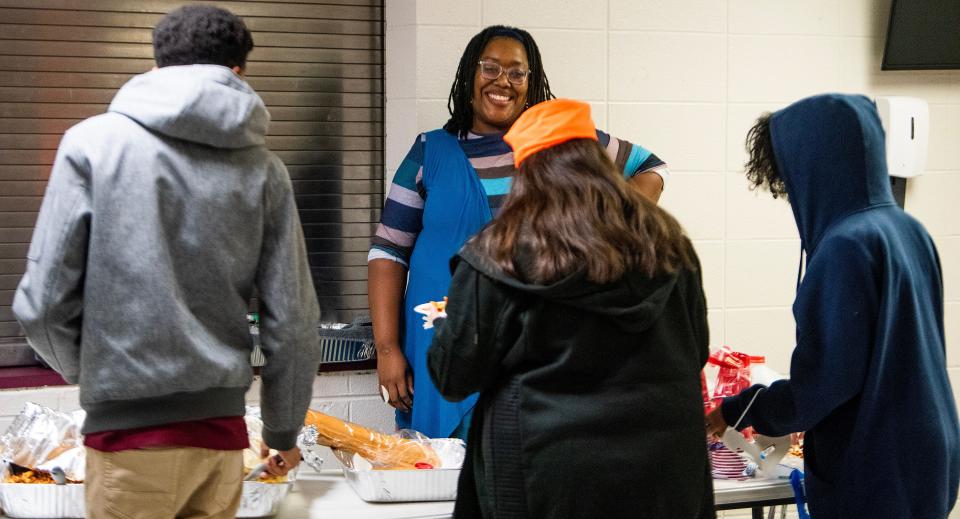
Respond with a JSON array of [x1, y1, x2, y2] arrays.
[[387, 1, 960, 517], [387, 0, 959, 380], [2, 0, 958, 515]]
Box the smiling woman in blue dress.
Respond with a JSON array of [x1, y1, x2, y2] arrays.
[[367, 25, 670, 440]]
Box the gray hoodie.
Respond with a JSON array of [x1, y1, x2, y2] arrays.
[[13, 65, 321, 450]]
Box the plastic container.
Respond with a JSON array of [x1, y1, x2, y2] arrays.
[[339, 438, 464, 502]]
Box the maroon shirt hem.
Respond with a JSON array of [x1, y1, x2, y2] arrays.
[[84, 416, 248, 452]]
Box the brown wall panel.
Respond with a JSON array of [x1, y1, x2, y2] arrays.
[[0, 181, 47, 195], [305, 237, 373, 252], [0, 1, 380, 19], [0, 322, 22, 336], [286, 165, 380, 180], [0, 0, 385, 346], [0, 229, 35, 242], [0, 244, 28, 259], [0, 24, 382, 50], [0, 8, 381, 36], [0, 276, 20, 290]]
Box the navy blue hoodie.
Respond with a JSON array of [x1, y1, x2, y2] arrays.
[[721, 94, 959, 518]]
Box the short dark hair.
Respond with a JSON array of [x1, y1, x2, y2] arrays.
[[744, 113, 789, 200], [444, 25, 554, 138], [153, 5, 254, 69]]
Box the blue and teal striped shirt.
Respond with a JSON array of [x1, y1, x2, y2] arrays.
[[370, 130, 668, 265]]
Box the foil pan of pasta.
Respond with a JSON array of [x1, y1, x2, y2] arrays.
[[0, 404, 293, 518]]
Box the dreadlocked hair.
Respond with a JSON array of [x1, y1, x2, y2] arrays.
[[744, 113, 789, 200], [443, 25, 554, 138]]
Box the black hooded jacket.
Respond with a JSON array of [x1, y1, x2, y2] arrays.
[[428, 243, 713, 519]]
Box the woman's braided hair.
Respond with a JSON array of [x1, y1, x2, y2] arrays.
[[443, 25, 554, 138]]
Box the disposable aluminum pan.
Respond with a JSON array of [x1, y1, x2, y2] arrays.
[[237, 480, 292, 517], [0, 482, 85, 519], [0, 462, 83, 519], [317, 317, 376, 364], [0, 462, 289, 518], [0, 482, 289, 518], [339, 438, 464, 502], [0, 481, 289, 518], [250, 316, 376, 366]]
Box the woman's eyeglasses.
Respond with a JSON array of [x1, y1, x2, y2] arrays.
[[477, 60, 530, 85]]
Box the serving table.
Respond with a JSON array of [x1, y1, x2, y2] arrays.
[[272, 468, 797, 519], [0, 468, 797, 518], [714, 477, 796, 519], [272, 468, 453, 519]]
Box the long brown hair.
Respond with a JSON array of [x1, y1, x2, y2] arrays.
[[468, 139, 695, 284]]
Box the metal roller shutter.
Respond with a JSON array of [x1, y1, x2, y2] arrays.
[[0, 0, 384, 365]]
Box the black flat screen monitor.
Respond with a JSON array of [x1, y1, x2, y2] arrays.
[[882, 0, 960, 70]]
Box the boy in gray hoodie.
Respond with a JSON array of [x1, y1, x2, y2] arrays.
[[12, 5, 321, 517]]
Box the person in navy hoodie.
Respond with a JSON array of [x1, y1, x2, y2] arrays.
[[705, 93, 959, 518]]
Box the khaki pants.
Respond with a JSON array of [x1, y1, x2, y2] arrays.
[[85, 447, 242, 519]]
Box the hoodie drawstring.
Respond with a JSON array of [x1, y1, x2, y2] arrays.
[[474, 269, 480, 348], [795, 243, 806, 291]]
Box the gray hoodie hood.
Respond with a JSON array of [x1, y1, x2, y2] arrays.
[[108, 64, 269, 149]]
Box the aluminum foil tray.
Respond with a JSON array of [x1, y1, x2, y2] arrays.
[[237, 480, 292, 517], [0, 462, 290, 518], [339, 438, 464, 503], [317, 336, 375, 363], [317, 316, 375, 364], [250, 317, 375, 367], [0, 482, 84, 518]]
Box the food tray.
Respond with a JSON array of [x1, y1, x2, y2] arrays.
[[0, 463, 290, 518], [250, 316, 375, 367], [0, 481, 290, 518], [237, 480, 293, 517], [339, 438, 464, 502], [317, 316, 376, 364], [0, 482, 84, 518]]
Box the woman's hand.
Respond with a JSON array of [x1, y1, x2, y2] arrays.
[[377, 347, 414, 411], [368, 259, 412, 411]]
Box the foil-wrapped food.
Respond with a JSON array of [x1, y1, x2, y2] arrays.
[[0, 403, 292, 518], [302, 409, 441, 469], [0, 402, 85, 483], [0, 403, 85, 518]]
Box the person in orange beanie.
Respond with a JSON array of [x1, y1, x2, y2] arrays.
[[427, 98, 714, 518]]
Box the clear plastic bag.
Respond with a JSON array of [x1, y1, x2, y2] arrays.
[[0, 403, 85, 482], [302, 410, 441, 470]]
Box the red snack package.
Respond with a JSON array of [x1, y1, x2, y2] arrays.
[[706, 346, 754, 409]]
